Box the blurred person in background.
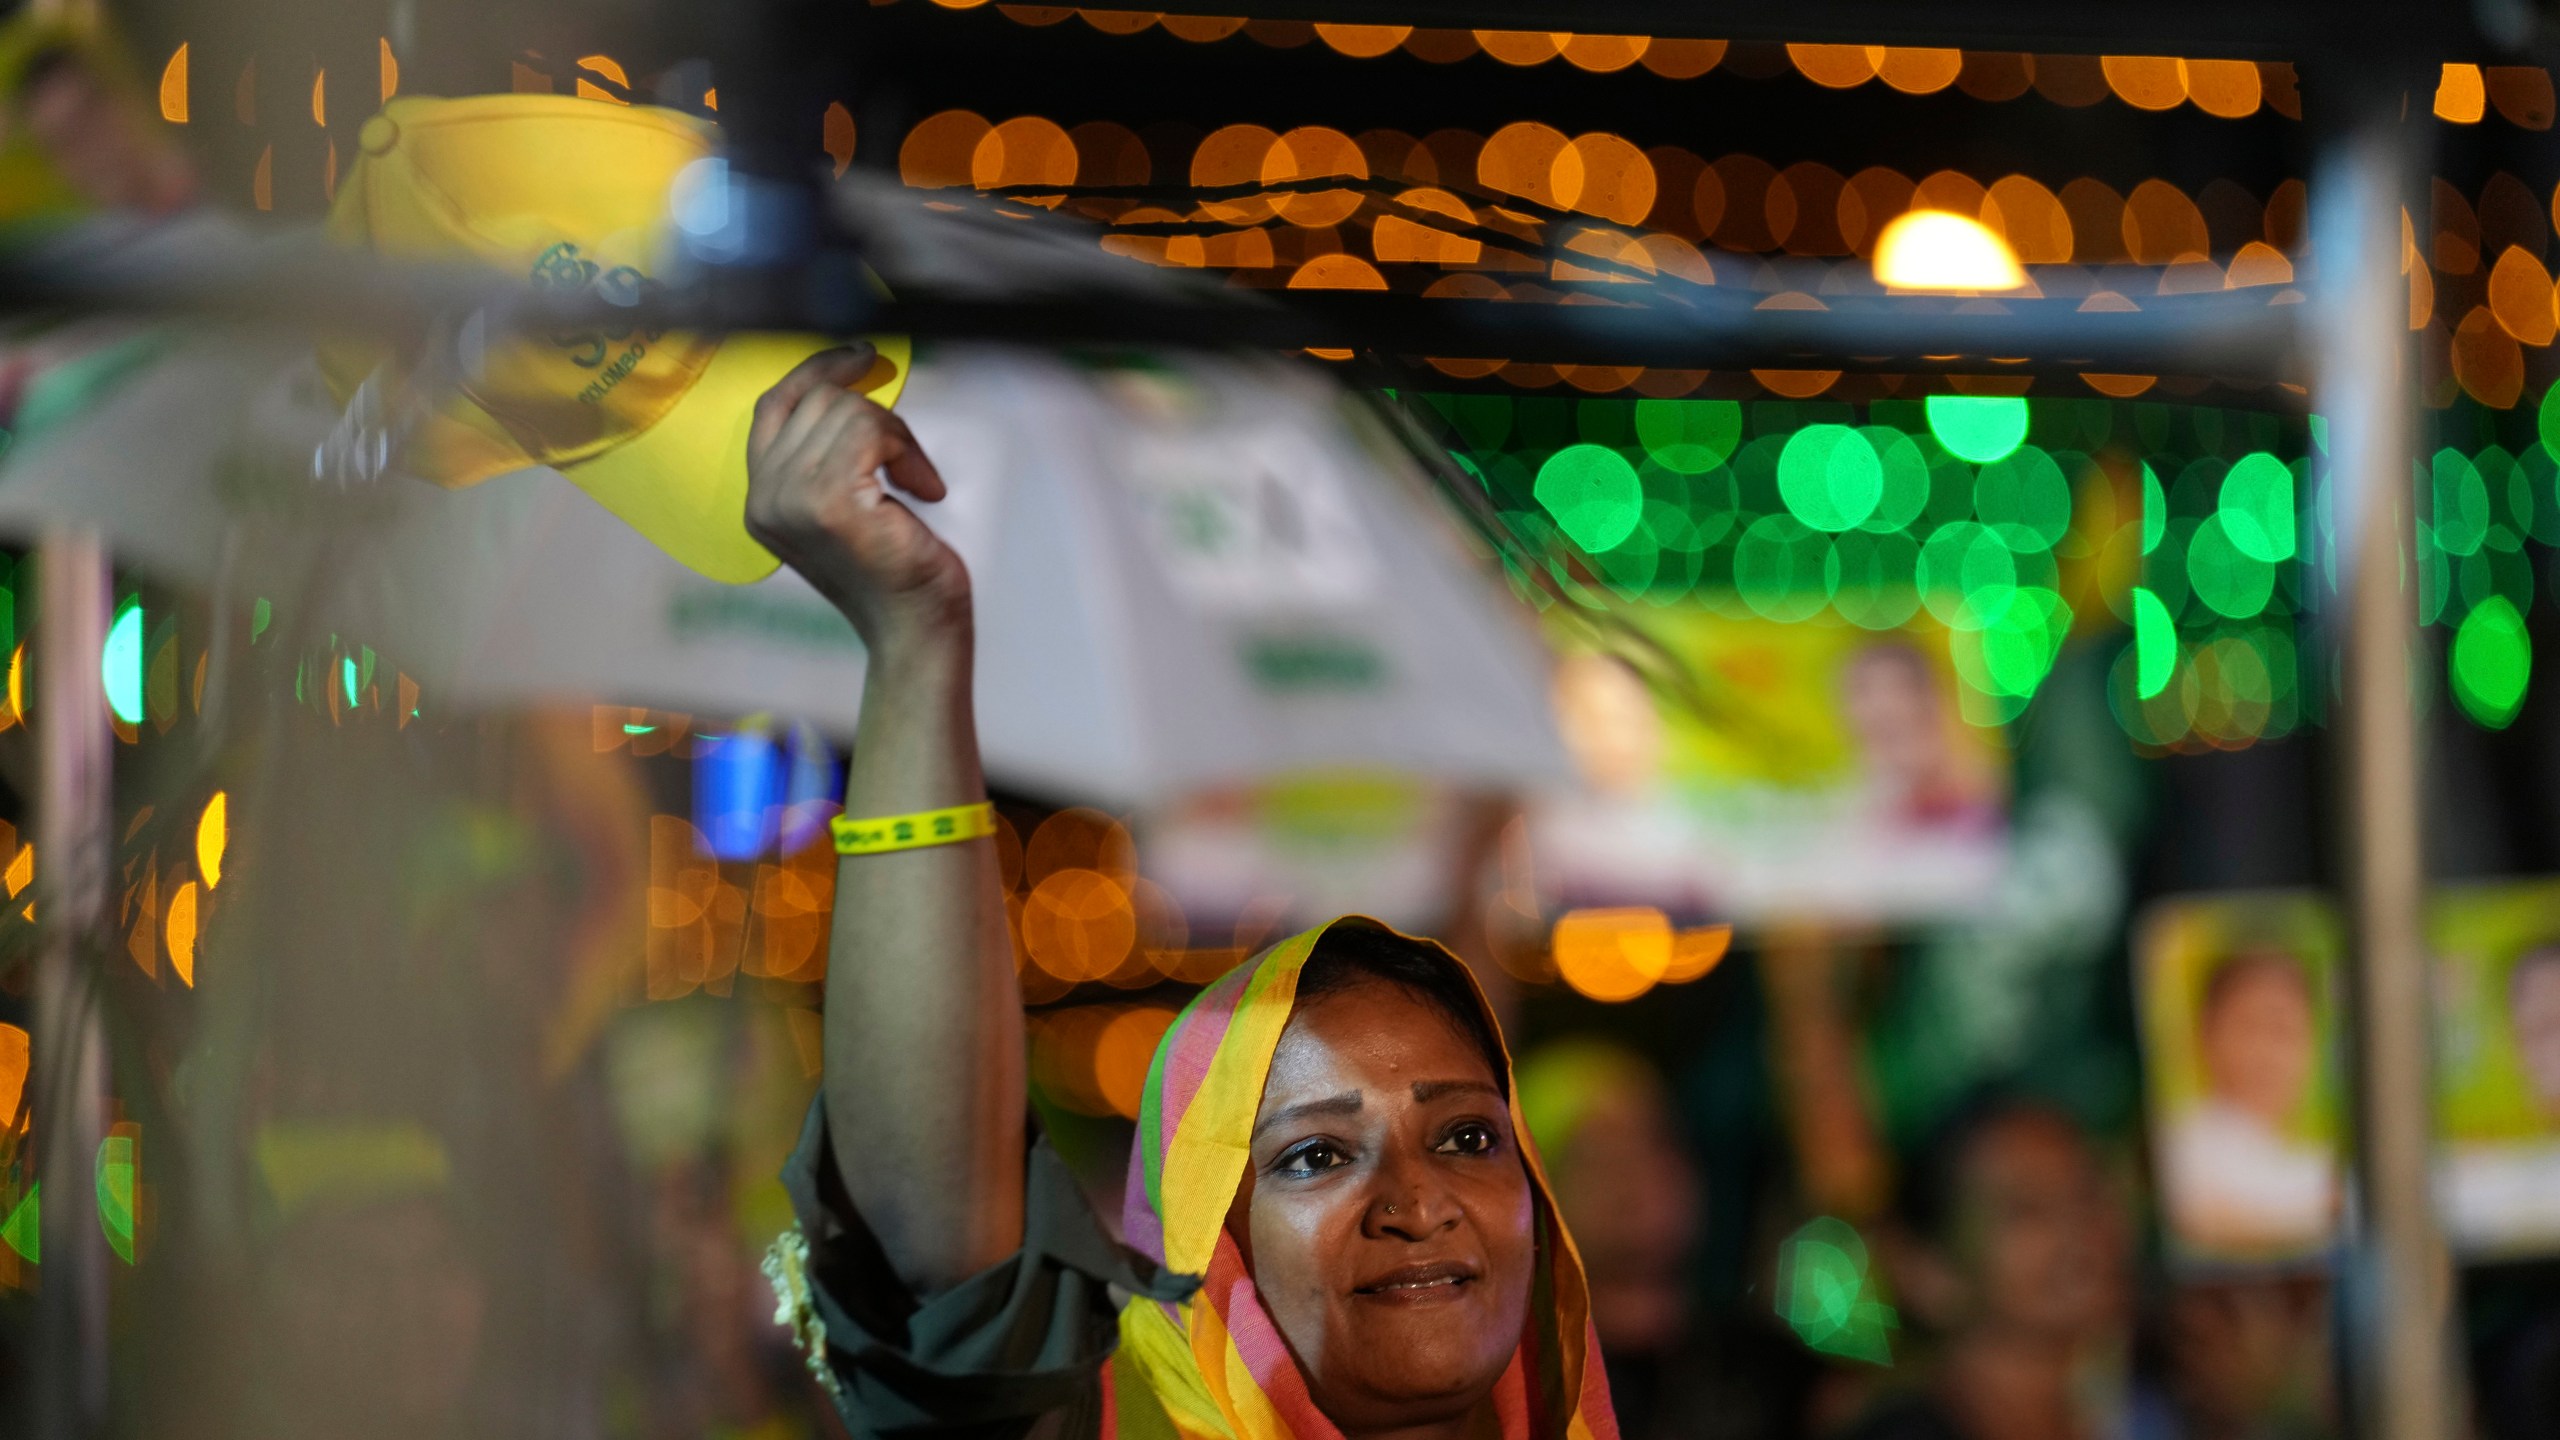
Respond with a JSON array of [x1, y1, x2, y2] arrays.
[[2160, 950, 2334, 1253], [1518, 1038, 1822, 1440], [1839, 641, 2000, 836], [1842, 1094, 2158, 1440], [2510, 945, 2560, 1116], [750, 352, 1617, 1439], [2154, 1276, 2332, 1440]]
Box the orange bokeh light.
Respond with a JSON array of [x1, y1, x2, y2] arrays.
[[1553, 132, 1655, 225], [972, 115, 1078, 191], [1552, 907, 1674, 1002], [1479, 121, 1570, 208], [1263, 125, 1368, 226], [900, 109, 991, 188]]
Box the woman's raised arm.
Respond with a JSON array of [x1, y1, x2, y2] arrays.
[[746, 347, 1026, 1297]]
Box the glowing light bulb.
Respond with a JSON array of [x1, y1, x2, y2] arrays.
[[1873, 209, 2026, 292]]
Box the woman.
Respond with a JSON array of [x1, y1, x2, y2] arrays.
[[746, 349, 1617, 1440]]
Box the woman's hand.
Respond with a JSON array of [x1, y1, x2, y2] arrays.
[[744, 345, 967, 662]]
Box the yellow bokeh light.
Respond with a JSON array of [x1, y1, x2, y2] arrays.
[[2437, 63, 2487, 123], [167, 881, 199, 987], [310, 67, 325, 127], [198, 791, 229, 889], [1874, 209, 2027, 291], [159, 44, 188, 123], [5, 842, 31, 900], [1552, 907, 1674, 1002], [379, 37, 398, 103]]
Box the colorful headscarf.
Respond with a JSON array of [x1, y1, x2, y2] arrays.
[[1106, 916, 1618, 1440]]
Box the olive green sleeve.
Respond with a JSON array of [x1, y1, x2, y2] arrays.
[[769, 1096, 1196, 1440]]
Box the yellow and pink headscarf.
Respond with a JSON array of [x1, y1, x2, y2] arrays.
[[1104, 916, 1619, 1440]]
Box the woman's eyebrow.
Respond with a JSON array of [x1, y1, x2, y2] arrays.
[[1412, 1079, 1504, 1104], [1252, 1092, 1362, 1138]]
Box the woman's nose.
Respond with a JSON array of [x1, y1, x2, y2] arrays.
[[1365, 1157, 1457, 1238]]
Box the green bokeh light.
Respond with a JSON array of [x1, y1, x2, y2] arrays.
[[2539, 383, 2560, 463], [1633, 398, 1742, 475], [1831, 530, 1921, 630], [97, 1133, 134, 1265], [1857, 426, 1932, 534], [1534, 444, 1645, 552], [1925, 395, 2030, 464], [2218, 451, 2296, 563], [2133, 587, 2177, 698], [2185, 515, 2276, 619], [1966, 587, 2071, 698], [1974, 445, 2071, 553], [102, 601, 142, 726], [1779, 424, 1884, 532], [1917, 521, 2018, 630], [2141, 462, 2167, 554], [2453, 596, 2532, 728], [1734, 514, 1836, 622], [1, 1184, 34, 1262], [2432, 448, 2491, 558], [1778, 1216, 1896, 1366]]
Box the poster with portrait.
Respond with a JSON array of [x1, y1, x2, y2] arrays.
[[2136, 891, 2345, 1268], [2429, 878, 2560, 1255], [1535, 612, 2011, 925]]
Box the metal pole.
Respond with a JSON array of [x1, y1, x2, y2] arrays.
[[2308, 76, 2461, 1440], [31, 531, 112, 1440]]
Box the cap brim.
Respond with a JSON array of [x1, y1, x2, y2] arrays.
[[560, 331, 911, 584]]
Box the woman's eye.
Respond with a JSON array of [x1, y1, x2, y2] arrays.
[[1438, 1122, 1498, 1156], [1280, 1141, 1347, 1174]]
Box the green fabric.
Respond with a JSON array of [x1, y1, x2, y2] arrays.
[[779, 1098, 1194, 1440]]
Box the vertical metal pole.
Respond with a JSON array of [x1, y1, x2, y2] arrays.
[[31, 532, 112, 1440], [2308, 79, 2461, 1440]]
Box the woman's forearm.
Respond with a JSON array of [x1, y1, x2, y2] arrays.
[[821, 622, 1026, 1297]]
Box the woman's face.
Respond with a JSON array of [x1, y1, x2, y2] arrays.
[[1231, 976, 1536, 1434], [2201, 963, 2316, 1126]]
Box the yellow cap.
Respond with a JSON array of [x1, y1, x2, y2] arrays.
[[321, 93, 909, 583]]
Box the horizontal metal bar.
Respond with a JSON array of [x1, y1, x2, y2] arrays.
[[1112, 0, 2484, 61], [0, 215, 2301, 384]]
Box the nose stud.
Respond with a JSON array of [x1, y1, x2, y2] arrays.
[[1385, 1204, 1399, 1215]]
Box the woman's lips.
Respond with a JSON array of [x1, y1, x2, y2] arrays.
[[1352, 1259, 1480, 1304]]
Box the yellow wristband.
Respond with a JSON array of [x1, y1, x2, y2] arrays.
[[830, 801, 998, 856]]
